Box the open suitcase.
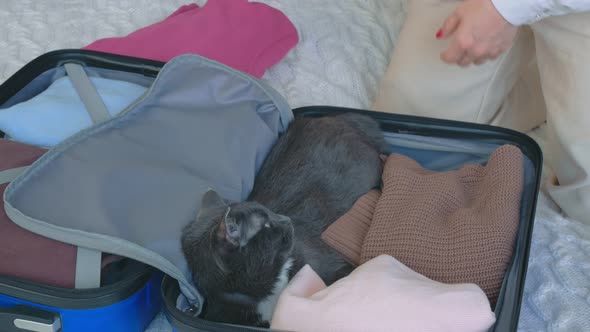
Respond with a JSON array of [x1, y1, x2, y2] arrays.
[[0, 50, 542, 332]]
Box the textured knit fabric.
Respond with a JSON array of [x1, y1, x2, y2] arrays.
[[322, 144, 524, 304], [271, 255, 495, 332], [83, 0, 299, 78], [321, 189, 380, 265]]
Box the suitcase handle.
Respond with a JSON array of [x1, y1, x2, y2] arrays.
[[0, 305, 61, 332]]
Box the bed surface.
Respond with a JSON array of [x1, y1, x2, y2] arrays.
[[1, 1, 589, 331]]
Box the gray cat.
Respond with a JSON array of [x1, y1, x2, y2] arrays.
[[181, 112, 387, 327]]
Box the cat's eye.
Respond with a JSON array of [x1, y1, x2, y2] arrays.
[[264, 223, 270, 228]]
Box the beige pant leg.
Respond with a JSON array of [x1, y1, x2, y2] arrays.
[[532, 12, 590, 224], [494, 52, 547, 132], [373, 0, 545, 132]]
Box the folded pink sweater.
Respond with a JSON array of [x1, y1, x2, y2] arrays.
[[83, 0, 299, 78], [322, 145, 524, 305], [271, 255, 495, 332]]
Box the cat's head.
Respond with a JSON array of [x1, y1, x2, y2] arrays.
[[181, 190, 295, 327]]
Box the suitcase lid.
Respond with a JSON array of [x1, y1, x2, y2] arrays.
[[3, 53, 293, 313]]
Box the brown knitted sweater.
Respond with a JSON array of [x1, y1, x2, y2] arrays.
[[321, 144, 524, 305]]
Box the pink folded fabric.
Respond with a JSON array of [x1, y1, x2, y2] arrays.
[[83, 0, 299, 78], [271, 255, 495, 332]]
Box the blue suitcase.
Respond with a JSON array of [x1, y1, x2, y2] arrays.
[[0, 266, 163, 332], [0, 50, 167, 332]]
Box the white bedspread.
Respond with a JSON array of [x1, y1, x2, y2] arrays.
[[1, 1, 588, 331]]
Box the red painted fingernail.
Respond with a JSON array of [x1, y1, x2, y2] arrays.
[[436, 29, 443, 39]]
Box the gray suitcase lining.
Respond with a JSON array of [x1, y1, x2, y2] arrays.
[[3, 54, 293, 312]]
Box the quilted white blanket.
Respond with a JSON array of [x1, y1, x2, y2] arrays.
[[1, 1, 589, 331]]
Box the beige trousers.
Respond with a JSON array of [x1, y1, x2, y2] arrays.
[[373, 0, 590, 224]]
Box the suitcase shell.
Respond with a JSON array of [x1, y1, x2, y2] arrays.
[[0, 268, 163, 332], [0, 50, 167, 332], [161, 106, 542, 332]]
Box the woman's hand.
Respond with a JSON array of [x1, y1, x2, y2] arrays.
[[437, 0, 518, 66]]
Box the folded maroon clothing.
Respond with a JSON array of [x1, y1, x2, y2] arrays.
[[0, 139, 120, 288]]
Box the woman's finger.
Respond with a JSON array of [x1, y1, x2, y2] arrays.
[[441, 31, 474, 64], [437, 14, 461, 39], [473, 57, 488, 65], [458, 53, 473, 67], [441, 31, 470, 64]]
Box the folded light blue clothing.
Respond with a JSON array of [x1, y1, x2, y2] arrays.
[[0, 76, 147, 147]]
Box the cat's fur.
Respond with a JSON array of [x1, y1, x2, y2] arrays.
[[181, 112, 387, 327]]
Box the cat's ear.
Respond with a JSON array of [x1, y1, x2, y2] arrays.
[[196, 189, 229, 228], [200, 189, 228, 213], [218, 209, 279, 248], [218, 208, 241, 247]]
